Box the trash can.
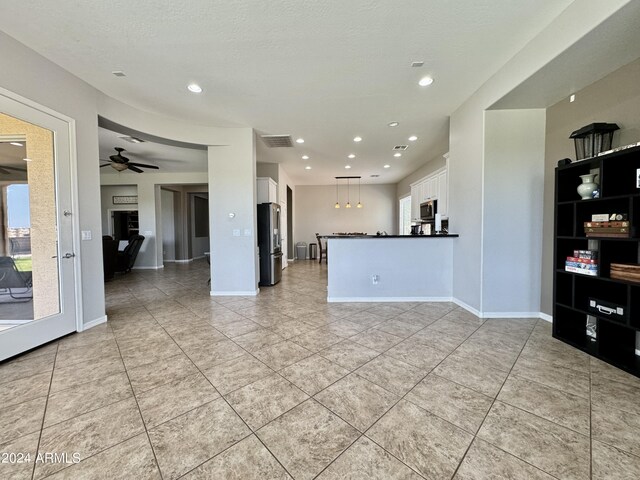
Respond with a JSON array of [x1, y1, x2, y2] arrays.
[[309, 243, 318, 260], [295, 242, 307, 260]]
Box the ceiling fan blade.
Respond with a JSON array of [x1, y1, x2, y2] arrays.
[[0, 167, 12, 175], [0, 165, 27, 172], [128, 165, 144, 173], [100, 163, 112, 167], [128, 162, 159, 169]]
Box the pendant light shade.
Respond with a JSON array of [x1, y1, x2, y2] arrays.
[[335, 178, 340, 208], [357, 177, 363, 208]]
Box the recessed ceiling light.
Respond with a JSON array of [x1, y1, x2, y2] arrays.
[[570, 94, 576, 103], [411, 61, 424, 67], [394, 153, 402, 158], [418, 76, 434, 87], [187, 83, 203, 93], [345, 165, 351, 169], [408, 136, 418, 142], [9, 142, 23, 146], [305, 166, 311, 170], [353, 136, 362, 142], [348, 154, 355, 159], [296, 138, 305, 144], [23, 158, 32, 162], [388, 122, 399, 127], [302, 155, 309, 160], [384, 164, 391, 169]]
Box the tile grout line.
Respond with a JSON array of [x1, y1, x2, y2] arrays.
[[29, 342, 59, 480], [110, 308, 166, 480], [310, 308, 466, 479], [147, 304, 299, 480]]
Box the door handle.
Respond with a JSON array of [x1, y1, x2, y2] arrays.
[[62, 253, 75, 259]]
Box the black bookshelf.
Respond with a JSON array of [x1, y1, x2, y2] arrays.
[[553, 145, 640, 377]]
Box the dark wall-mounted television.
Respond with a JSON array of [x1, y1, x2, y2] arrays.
[[420, 199, 437, 222]]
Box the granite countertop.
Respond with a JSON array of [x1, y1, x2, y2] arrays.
[[322, 234, 459, 238]]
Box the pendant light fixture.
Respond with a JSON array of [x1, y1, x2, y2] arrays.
[[334, 176, 362, 209]]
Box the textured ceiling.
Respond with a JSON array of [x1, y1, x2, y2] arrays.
[[0, 0, 574, 184]]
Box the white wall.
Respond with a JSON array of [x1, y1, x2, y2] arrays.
[[448, 0, 633, 315], [482, 109, 546, 315], [327, 237, 454, 301], [294, 184, 397, 253], [161, 188, 175, 261], [208, 131, 259, 295]]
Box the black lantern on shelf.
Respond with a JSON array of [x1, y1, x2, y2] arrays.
[[569, 122, 619, 160]]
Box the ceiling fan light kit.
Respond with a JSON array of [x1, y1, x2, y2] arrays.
[[102, 147, 160, 173]]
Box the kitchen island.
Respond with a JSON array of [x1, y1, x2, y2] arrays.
[[325, 234, 458, 302]]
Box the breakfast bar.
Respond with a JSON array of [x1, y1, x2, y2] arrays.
[[325, 234, 458, 302]]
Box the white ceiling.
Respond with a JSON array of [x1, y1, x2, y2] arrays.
[[0, 0, 575, 184]]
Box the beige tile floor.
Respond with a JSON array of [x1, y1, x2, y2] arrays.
[[1, 259, 640, 479]]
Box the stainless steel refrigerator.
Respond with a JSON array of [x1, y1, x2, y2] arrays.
[[257, 202, 283, 286]]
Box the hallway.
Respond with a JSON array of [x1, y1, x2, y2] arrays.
[[1, 260, 639, 479]]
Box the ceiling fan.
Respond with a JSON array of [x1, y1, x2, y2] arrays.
[[0, 165, 26, 175], [100, 147, 159, 173]]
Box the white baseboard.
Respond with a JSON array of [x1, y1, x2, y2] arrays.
[[132, 265, 164, 270], [164, 258, 193, 264], [81, 315, 107, 332], [539, 313, 553, 323], [452, 298, 482, 317], [0, 320, 31, 325], [210, 290, 259, 297], [327, 296, 453, 303], [482, 311, 543, 319]]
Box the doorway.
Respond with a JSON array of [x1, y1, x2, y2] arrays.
[[0, 94, 78, 361]]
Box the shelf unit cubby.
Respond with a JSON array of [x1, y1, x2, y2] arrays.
[[553, 144, 640, 377]]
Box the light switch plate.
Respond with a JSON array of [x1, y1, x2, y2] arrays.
[[243, 229, 252, 236], [81, 230, 92, 240]]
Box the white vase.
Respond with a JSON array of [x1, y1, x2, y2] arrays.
[[577, 174, 598, 200]]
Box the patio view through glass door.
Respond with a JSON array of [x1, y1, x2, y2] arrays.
[[0, 97, 77, 361]]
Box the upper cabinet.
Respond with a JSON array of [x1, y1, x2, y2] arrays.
[[257, 177, 278, 204], [409, 165, 448, 221]]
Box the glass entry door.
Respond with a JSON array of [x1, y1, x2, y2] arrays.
[[0, 94, 77, 361]]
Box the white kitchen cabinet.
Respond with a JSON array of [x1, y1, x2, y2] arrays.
[[409, 165, 448, 220], [257, 177, 278, 204]]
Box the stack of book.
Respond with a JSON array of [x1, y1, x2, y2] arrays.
[[565, 250, 598, 276], [584, 221, 630, 238]]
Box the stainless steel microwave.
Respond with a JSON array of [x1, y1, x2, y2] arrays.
[[420, 199, 437, 221]]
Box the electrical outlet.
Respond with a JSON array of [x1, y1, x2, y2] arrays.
[[243, 228, 252, 236], [372, 274, 380, 285], [232, 229, 241, 237]]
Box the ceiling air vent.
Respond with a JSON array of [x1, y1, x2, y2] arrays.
[[261, 135, 294, 148], [393, 145, 408, 151], [370, 174, 380, 178]]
